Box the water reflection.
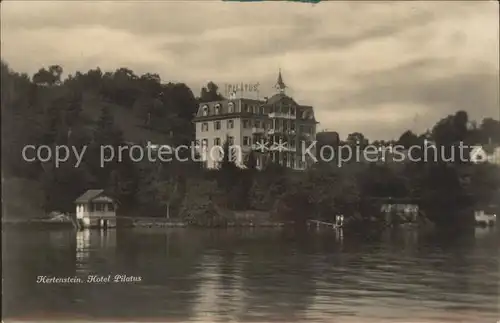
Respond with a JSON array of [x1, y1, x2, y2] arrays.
[[191, 254, 220, 322], [2, 227, 499, 322], [336, 228, 344, 245], [75, 230, 90, 276]]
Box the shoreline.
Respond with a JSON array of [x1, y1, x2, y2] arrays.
[[1, 218, 292, 229]]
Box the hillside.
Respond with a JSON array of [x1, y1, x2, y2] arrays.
[[81, 93, 173, 145]]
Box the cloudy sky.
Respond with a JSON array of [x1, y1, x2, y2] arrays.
[[1, 1, 499, 140]]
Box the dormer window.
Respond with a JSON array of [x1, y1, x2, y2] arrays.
[[228, 102, 234, 113], [214, 104, 221, 115], [202, 105, 209, 116]]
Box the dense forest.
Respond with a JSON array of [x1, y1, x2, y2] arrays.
[[2, 61, 499, 228]]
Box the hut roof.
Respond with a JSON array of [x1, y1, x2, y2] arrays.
[[75, 189, 105, 203]]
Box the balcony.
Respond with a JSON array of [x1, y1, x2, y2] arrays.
[[267, 128, 297, 136], [268, 112, 296, 120], [252, 127, 265, 134]]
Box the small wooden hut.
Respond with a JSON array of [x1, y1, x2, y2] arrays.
[[74, 189, 116, 229]]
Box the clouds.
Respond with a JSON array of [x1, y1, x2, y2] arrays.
[[1, 1, 498, 139]]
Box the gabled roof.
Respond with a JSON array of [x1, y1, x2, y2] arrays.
[[75, 189, 105, 203], [265, 93, 297, 106]]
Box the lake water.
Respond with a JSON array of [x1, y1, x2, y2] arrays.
[[2, 227, 499, 323]]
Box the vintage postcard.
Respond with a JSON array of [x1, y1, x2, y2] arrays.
[[1, 1, 499, 322]]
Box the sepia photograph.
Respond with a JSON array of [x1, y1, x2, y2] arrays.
[[1, 1, 499, 322]]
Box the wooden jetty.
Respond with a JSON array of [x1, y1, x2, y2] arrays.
[[307, 217, 343, 229]]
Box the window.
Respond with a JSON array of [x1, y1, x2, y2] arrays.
[[228, 136, 235, 145], [243, 120, 250, 129], [290, 107, 296, 115], [227, 119, 234, 129], [94, 203, 104, 212], [243, 136, 251, 146], [202, 139, 208, 147], [247, 105, 252, 113], [108, 203, 115, 211], [214, 104, 221, 115], [202, 105, 208, 116], [215, 121, 221, 130], [228, 102, 234, 113], [202, 122, 209, 132], [254, 120, 261, 128], [214, 137, 221, 146]]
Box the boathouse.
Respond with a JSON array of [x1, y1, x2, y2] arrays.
[[74, 189, 116, 228]]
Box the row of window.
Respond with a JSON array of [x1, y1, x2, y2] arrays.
[[202, 120, 232, 132], [200, 119, 307, 132], [201, 103, 270, 116], [198, 137, 233, 147], [201, 119, 268, 132], [198, 136, 247, 147], [197, 137, 298, 148], [91, 203, 114, 212]]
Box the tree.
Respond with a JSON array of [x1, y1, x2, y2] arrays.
[[93, 106, 123, 146], [479, 118, 500, 144], [87, 106, 124, 187], [216, 139, 241, 209], [108, 156, 139, 212], [33, 65, 63, 86], [63, 90, 83, 129], [245, 151, 258, 170], [346, 132, 369, 148], [397, 130, 420, 149], [199, 81, 224, 103], [133, 96, 164, 128]]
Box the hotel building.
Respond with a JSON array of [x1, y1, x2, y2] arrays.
[[193, 71, 317, 170]]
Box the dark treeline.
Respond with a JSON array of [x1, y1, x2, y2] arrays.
[[2, 61, 499, 228]]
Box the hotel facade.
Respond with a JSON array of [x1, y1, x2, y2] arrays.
[[193, 71, 317, 170]]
